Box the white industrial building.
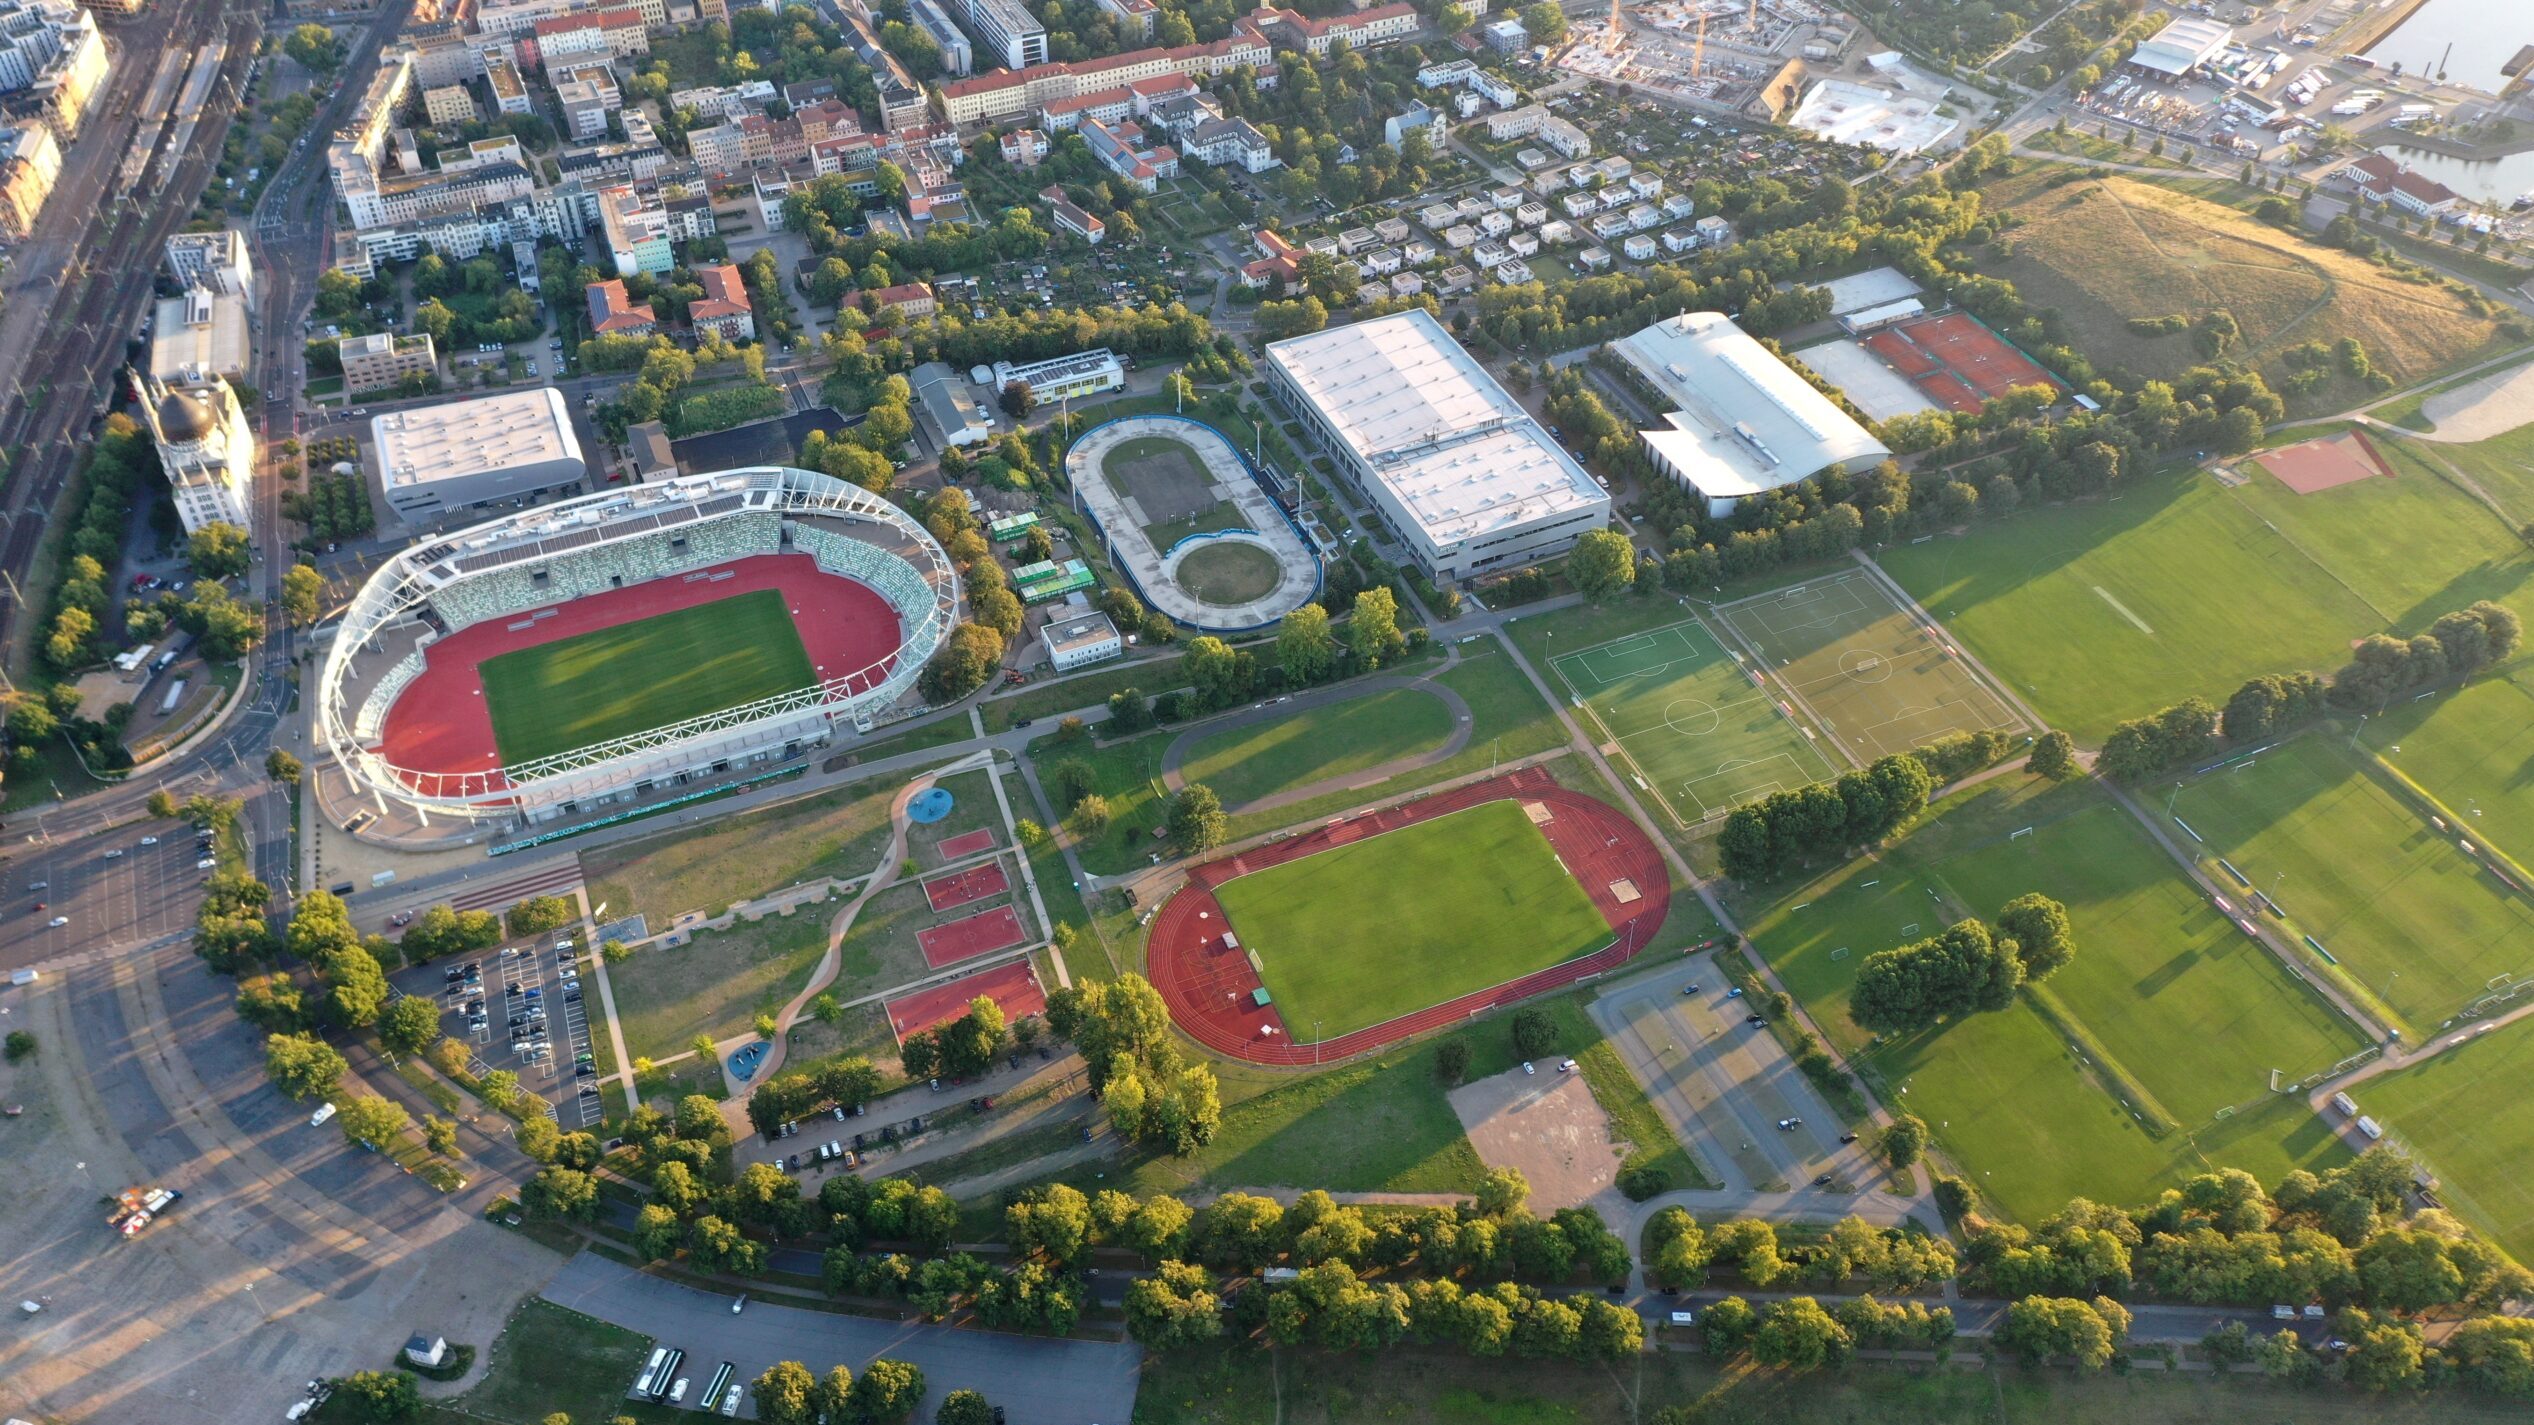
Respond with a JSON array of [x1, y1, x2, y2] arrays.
[[1040, 609, 1123, 671], [2127, 16, 2232, 78], [1611, 312, 1891, 518], [991, 348, 1124, 404], [371, 388, 588, 521], [1265, 308, 1608, 581]]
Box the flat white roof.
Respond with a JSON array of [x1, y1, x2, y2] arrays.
[[1788, 79, 1960, 155], [1812, 266, 1923, 317], [2131, 16, 2232, 75], [150, 290, 249, 382], [1791, 338, 1939, 424], [1614, 312, 1891, 501], [1267, 308, 1603, 549], [372, 388, 584, 490]]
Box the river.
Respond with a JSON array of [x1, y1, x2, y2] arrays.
[[2360, 0, 2534, 97]]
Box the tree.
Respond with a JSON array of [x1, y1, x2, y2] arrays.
[[1750, 1297, 1851, 1369], [3, 1030, 36, 1061], [1510, 1007, 1557, 1059], [265, 1032, 346, 1099], [1276, 604, 1337, 684], [1849, 919, 2022, 1035], [1183, 636, 1251, 708], [919, 622, 1006, 702], [846, 1359, 926, 1423], [1127, 1260, 1224, 1349], [1166, 784, 1227, 856], [265, 747, 304, 784], [1519, 0, 1567, 43], [999, 380, 1035, 418], [1475, 1166, 1531, 1220], [1995, 893, 2076, 981], [751, 1361, 818, 1425], [334, 1370, 419, 1422], [1882, 1113, 1928, 1170], [524, 1166, 601, 1221], [934, 1391, 996, 1425], [1344, 586, 1406, 667], [284, 21, 344, 71], [337, 1094, 410, 1149], [421, 1115, 458, 1156], [1436, 1039, 1472, 1085], [186, 521, 252, 580], [1700, 1295, 1758, 1358], [1567, 528, 1636, 602], [282, 563, 324, 628], [378, 995, 441, 1058], [2027, 729, 2076, 779]]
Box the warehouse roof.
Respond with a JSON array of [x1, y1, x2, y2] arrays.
[[1613, 311, 1889, 502], [372, 388, 585, 493], [1265, 308, 1600, 548]]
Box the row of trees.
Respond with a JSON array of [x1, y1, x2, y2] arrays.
[[1715, 755, 1934, 882], [747, 1357, 938, 1425], [1050, 974, 1224, 1153], [1849, 894, 2075, 1036]]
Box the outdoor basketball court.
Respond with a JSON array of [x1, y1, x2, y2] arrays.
[[916, 903, 1027, 968], [1550, 616, 1841, 826], [922, 861, 1010, 912], [885, 959, 1046, 1042], [1717, 569, 2026, 764]]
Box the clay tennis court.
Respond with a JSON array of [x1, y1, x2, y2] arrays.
[[1146, 767, 1671, 1066], [934, 828, 998, 861], [2256, 428, 2392, 494], [1861, 311, 2058, 413], [916, 903, 1027, 967], [922, 860, 1010, 912], [885, 959, 1046, 1041]]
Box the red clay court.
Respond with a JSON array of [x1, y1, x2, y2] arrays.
[[1146, 767, 1671, 1066], [922, 861, 1010, 913], [933, 829, 999, 862], [886, 959, 1046, 1042], [374, 553, 903, 780], [2256, 428, 2392, 494], [916, 903, 1027, 967], [1861, 311, 2059, 414]]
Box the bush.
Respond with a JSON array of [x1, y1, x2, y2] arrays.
[[1510, 1008, 1557, 1059], [1435, 1039, 1471, 1085], [1617, 1165, 1670, 1201], [3, 1029, 33, 1061]]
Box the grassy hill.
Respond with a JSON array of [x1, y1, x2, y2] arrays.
[[1977, 170, 2507, 389]]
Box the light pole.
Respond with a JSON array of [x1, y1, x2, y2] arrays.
[[1314, 1018, 1322, 1066]]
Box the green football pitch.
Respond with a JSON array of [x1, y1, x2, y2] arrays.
[[1212, 800, 1611, 1041], [480, 589, 815, 765], [2357, 1017, 2534, 1266], [1550, 617, 1838, 826]]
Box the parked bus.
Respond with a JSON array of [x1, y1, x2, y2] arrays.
[[634, 1346, 684, 1401]]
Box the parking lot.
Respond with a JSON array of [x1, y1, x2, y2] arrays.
[[406, 932, 606, 1128]]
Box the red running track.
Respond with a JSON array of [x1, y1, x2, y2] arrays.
[[916, 903, 1027, 968], [375, 553, 904, 782], [1147, 767, 1672, 1066], [923, 861, 1011, 913], [886, 959, 1046, 1042]]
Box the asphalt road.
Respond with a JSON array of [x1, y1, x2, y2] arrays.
[[541, 1253, 1142, 1425]]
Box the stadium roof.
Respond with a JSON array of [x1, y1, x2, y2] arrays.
[[1613, 312, 1891, 503], [372, 388, 584, 494], [1265, 308, 1601, 548], [2130, 16, 2232, 76]]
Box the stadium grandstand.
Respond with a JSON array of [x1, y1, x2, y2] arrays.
[[318, 467, 959, 824]]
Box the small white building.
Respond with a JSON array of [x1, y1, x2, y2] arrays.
[[1621, 233, 1658, 262], [1041, 610, 1123, 671]]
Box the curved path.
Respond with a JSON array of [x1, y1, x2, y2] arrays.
[[720, 750, 994, 1094], [1158, 644, 1469, 815], [1146, 766, 1670, 1066]]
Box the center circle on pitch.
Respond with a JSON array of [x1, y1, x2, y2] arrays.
[[1839, 649, 1893, 683], [1663, 698, 1721, 736]]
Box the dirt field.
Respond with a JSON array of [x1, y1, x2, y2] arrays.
[[1448, 1066, 1624, 1214], [1979, 171, 2506, 387], [2256, 428, 2393, 493], [2418, 356, 2534, 441]]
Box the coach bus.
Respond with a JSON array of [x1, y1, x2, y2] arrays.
[[701, 1361, 737, 1411], [634, 1346, 685, 1401]]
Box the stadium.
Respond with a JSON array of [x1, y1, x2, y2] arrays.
[[317, 467, 960, 824]]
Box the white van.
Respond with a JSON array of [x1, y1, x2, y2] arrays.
[[2330, 1092, 2357, 1117], [2356, 1115, 2384, 1140], [309, 1102, 337, 1127]]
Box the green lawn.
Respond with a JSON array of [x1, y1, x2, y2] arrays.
[[2170, 733, 2534, 1036], [389, 1299, 671, 1425], [2355, 674, 2534, 875], [2420, 419, 2534, 527], [607, 911, 830, 1060], [1179, 686, 1459, 808], [2235, 435, 2534, 633], [1214, 800, 1610, 1042], [481, 589, 813, 764], [1878, 471, 2382, 742], [2357, 1016, 2534, 1265], [1738, 776, 2354, 1220], [582, 774, 902, 921]]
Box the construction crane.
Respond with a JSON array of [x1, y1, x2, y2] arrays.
[[1694, 4, 1706, 76], [1604, 0, 1624, 54]]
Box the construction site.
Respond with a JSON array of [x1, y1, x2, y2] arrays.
[[1552, 0, 1833, 119]]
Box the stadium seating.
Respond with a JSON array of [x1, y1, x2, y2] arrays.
[[355, 649, 430, 743], [787, 522, 938, 638], [427, 514, 784, 631]]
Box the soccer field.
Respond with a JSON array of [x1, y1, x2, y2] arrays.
[[1212, 800, 1611, 1041], [2358, 1018, 2534, 1265], [479, 589, 815, 765], [1742, 778, 2356, 1219], [1551, 617, 1837, 825], [1717, 569, 2024, 764], [2169, 735, 2534, 1036]]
